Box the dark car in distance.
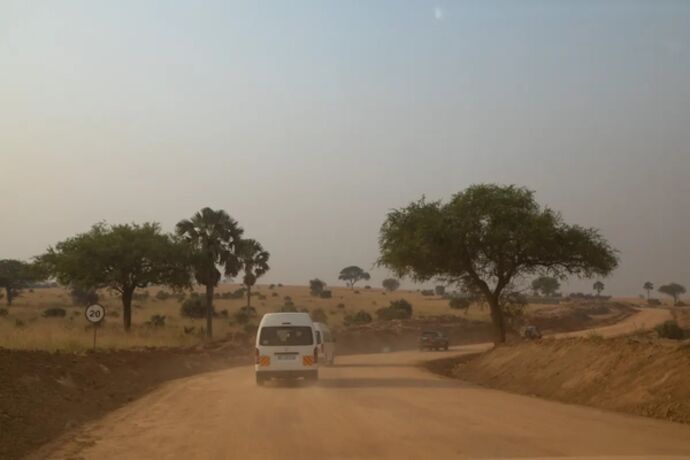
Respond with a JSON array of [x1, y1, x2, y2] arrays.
[[418, 330, 449, 351]]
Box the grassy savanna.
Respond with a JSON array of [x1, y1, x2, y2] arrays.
[[1, 284, 499, 351]]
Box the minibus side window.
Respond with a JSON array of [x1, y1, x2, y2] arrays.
[[315, 330, 322, 344]]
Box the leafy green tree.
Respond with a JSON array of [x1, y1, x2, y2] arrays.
[[309, 278, 327, 296], [176, 207, 244, 338], [658, 282, 686, 305], [382, 278, 400, 292], [593, 281, 605, 296], [531, 276, 561, 297], [0, 259, 44, 306], [434, 285, 446, 296], [40, 223, 190, 330], [643, 281, 654, 300], [238, 239, 270, 309], [378, 184, 618, 344], [338, 266, 370, 289]]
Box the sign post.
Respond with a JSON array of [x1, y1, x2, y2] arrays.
[[85, 304, 106, 350]]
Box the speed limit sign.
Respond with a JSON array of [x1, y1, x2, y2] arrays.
[[85, 304, 105, 324]]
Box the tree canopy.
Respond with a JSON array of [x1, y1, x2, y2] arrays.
[[643, 281, 654, 299], [382, 278, 400, 292], [238, 238, 270, 308], [658, 282, 686, 305], [338, 266, 370, 288], [0, 259, 44, 306], [309, 278, 327, 296], [531, 276, 560, 297], [378, 184, 618, 344], [39, 223, 190, 330], [176, 207, 244, 338]]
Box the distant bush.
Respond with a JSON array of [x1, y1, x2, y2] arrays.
[[364, 285, 371, 290], [320, 290, 332, 299], [256, 293, 267, 300], [234, 307, 254, 324], [155, 290, 172, 301], [280, 304, 298, 312], [336, 303, 346, 309], [344, 310, 372, 326], [655, 320, 686, 340], [218, 309, 229, 318], [278, 283, 283, 287], [42, 307, 67, 318], [180, 295, 209, 318], [382, 278, 400, 292], [269, 284, 276, 289], [376, 299, 413, 320], [132, 291, 150, 301], [243, 323, 257, 335], [449, 297, 471, 311], [146, 314, 166, 327], [15, 319, 26, 328], [354, 290, 360, 294], [434, 285, 446, 296], [311, 308, 328, 324], [677, 301, 688, 307], [421, 289, 434, 296], [0, 308, 8, 317], [70, 287, 99, 306], [271, 292, 278, 297]]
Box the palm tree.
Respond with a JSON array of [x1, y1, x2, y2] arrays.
[[643, 281, 654, 300], [176, 207, 244, 338], [238, 239, 270, 310]]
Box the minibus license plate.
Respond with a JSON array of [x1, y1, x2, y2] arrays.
[[277, 355, 296, 360]]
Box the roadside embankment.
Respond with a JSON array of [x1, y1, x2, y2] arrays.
[[426, 333, 690, 424], [0, 343, 251, 460]]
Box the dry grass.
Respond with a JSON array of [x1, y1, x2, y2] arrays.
[[2, 283, 572, 351]]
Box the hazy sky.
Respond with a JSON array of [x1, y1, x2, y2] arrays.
[[2, 1, 689, 295]]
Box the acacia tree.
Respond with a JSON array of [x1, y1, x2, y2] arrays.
[[531, 276, 560, 297], [658, 282, 686, 305], [0, 259, 44, 306], [338, 266, 370, 289], [176, 207, 244, 338], [238, 239, 270, 309], [309, 278, 327, 296], [378, 184, 618, 344], [382, 278, 400, 292], [593, 281, 605, 297], [40, 223, 190, 330], [643, 281, 654, 300]]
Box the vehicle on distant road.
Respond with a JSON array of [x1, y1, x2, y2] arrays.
[[255, 312, 319, 385], [418, 330, 449, 351], [313, 321, 335, 365]]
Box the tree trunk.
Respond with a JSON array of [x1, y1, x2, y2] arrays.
[[205, 284, 214, 338], [487, 296, 506, 345], [122, 287, 134, 332], [246, 284, 252, 308], [6, 287, 13, 306]]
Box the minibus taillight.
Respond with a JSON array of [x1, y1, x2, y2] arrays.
[[255, 348, 260, 365], [314, 347, 318, 364]]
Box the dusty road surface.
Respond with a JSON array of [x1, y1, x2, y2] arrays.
[[40, 308, 690, 460]]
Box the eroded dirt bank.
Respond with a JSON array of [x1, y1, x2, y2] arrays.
[[0, 344, 252, 460], [427, 334, 690, 424]]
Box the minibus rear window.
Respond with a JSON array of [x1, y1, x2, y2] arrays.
[[259, 326, 314, 346]]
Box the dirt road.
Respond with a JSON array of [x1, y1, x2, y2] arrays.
[[41, 308, 690, 459]]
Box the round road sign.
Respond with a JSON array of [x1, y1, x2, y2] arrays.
[[85, 304, 106, 324]]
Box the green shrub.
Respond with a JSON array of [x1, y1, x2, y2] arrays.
[[180, 295, 209, 318], [280, 304, 297, 312], [449, 297, 471, 311], [15, 319, 26, 328], [272, 292, 278, 297], [132, 291, 149, 301], [70, 286, 99, 306], [421, 289, 434, 296], [320, 290, 332, 299], [336, 303, 346, 309], [655, 320, 686, 340], [42, 307, 67, 318], [376, 299, 413, 320], [0, 308, 8, 317], [364, 285, 371, 290], [344, 310, 372, 326]]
